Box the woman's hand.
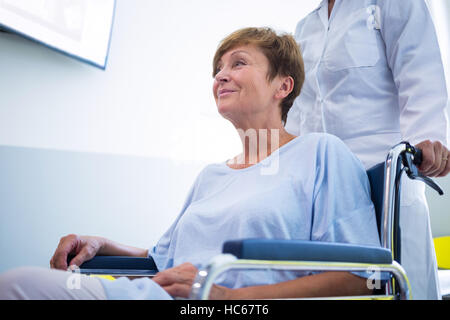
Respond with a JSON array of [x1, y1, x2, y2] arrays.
[[50, 234, 106, 270], [415, 140, 450, 177], [152, 263, 232, 299]]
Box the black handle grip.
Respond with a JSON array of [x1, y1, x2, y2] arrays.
[[404, 145, 444, 196], [412, 148, 422, 167]]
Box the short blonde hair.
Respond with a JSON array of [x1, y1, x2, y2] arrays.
[[213, 27, 305, 124]]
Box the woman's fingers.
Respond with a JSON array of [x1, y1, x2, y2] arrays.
[[50, 234, 79, 270], [153, 264, 197, 286], [162, 283, 191, 298], [68, 245, 95, 268], [50, 234, 105, 270], [153, 263, 198, 297]]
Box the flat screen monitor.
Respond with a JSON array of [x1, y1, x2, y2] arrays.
[[0, 0, 116, 69]]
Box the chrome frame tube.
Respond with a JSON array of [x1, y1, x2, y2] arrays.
[[382, 143, 408, 296], [190, 256, 411, 300], [382, 143, 407, 253]]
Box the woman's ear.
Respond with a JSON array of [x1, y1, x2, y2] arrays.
[[275, 76, 294, 100]]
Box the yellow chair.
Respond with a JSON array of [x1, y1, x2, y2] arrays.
[[434, 236, 450, 270]]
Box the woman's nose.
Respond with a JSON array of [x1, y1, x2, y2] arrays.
[[215, 69, 230, 83]]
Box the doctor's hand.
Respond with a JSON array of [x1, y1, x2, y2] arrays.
[[152, 262, 232, 299], [50, 234, 106, 270], [415, 140, 450, 177]]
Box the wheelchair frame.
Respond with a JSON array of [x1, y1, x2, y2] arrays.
[[76, 142, 443, 300], [188, 142, 442, 300], [188, 142, 413, 300]]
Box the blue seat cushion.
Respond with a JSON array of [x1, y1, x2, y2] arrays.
[[222, 239, 393, 265]]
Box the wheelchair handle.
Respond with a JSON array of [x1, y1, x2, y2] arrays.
[[404, 144, 422, 167], [412, 148, 422, 167], [402, 143, 443, 196]]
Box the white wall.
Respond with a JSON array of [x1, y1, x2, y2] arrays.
[[0, 145, 203, 272], [0, 0, 321, 162]]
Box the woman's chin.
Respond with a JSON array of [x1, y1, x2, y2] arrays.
[[217, 104, 233, 117]]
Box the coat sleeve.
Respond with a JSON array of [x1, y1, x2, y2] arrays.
[[377, 0, 449, 146]]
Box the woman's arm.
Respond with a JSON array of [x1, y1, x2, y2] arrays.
[[221, 272, 372, 300], [152, 263, 372, 299], [99, 237, 148, 257], [50, 234, 148, 270]]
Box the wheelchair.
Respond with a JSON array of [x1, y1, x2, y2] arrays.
[[74, 141, 444, 300]]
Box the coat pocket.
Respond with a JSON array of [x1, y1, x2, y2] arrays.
[[324, 8, 380, 71]]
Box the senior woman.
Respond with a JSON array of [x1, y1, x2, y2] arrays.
[[0, 27, 381, 300]]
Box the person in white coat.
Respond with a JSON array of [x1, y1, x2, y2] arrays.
[[285, 0, 450, 299]]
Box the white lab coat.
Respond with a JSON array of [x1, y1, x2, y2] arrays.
[[286, 0, 449, 299]]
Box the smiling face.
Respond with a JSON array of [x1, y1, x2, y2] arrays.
[[212, 28, 305, 125], [213, 45, 283, 124]]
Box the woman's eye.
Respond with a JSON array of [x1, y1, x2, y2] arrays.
[[215, 60, 245, 76]]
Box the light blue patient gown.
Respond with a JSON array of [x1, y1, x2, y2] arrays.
[[99, 133, 381, 299]]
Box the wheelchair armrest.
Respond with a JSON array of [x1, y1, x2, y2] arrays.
[[222, 239, 392, 265], [67, 255, 158, 276]]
